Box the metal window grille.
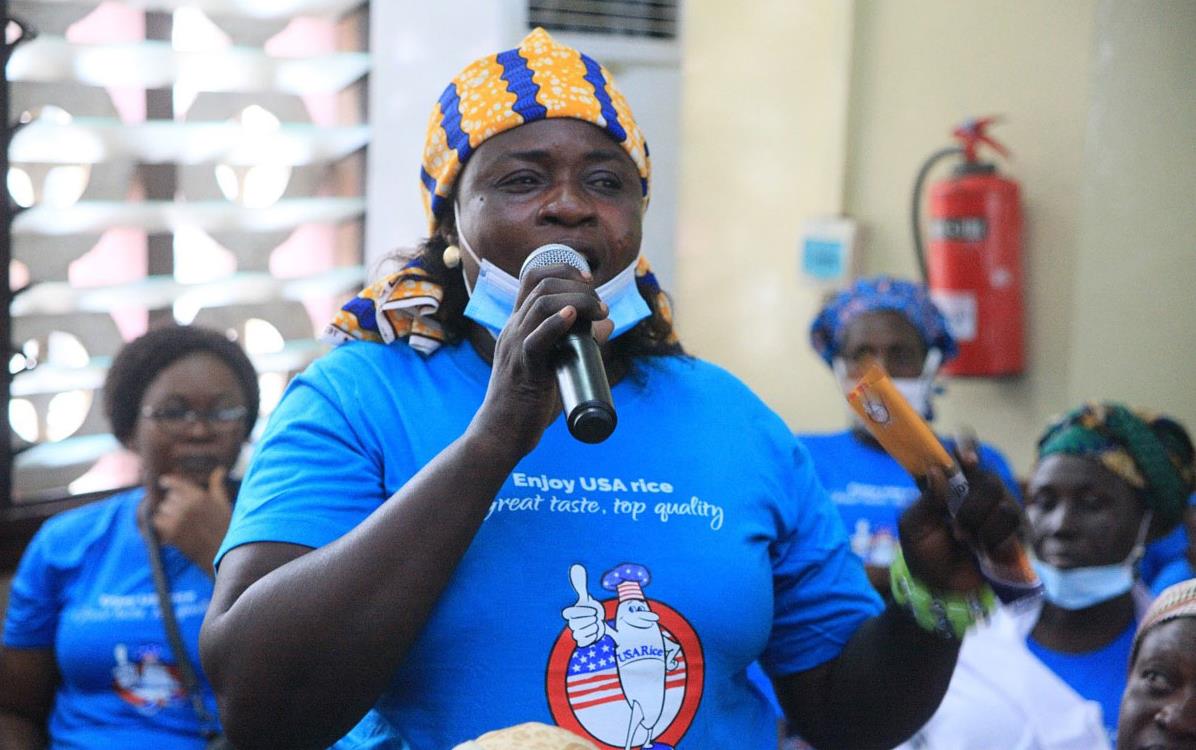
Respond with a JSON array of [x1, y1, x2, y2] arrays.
[[528, 0, 679, 40], [2, 0, 369, 506]]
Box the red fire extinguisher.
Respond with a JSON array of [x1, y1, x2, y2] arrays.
[[912, 117, 1024, 377]]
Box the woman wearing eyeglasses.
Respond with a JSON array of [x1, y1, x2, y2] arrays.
[[0, 324, 258, 749]]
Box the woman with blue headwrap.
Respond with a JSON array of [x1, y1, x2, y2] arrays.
[[747, 276, 1022, 743], [802, 275, 1021, 592]]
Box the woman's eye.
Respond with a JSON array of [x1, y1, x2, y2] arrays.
[[1143, 669, 1174, 694], [587, 172, 624, 191], [1028, 492, 1055, 512], [845, 347, 877, 364], [498, 172, 541, 189]]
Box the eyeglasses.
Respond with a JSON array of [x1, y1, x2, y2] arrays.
[[140, 404, 248, 434]]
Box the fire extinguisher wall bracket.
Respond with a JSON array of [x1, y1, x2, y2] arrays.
[[913, 118, 1025, 377]]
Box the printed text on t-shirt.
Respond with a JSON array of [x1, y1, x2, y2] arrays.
[[483, 472, 725, 530]]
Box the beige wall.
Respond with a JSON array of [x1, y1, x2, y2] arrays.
[[1066, 1, 1196, 442], [678, 0, 1195, 475], [676, 0, 856, 432]]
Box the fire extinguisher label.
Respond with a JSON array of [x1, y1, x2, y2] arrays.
[[930, 290, 978, 342], [930, 217, 988, 242]]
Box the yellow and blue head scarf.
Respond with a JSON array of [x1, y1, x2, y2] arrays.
[[1037, 402, 1195, 531], [324, 29, 667, 353], [419, 27, 651, 235]]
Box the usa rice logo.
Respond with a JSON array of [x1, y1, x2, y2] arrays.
[[110, 643, 185, 714], [546, 563, 704, 749]]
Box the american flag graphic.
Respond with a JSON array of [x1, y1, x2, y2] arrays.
[[564, 630, 688, 746]]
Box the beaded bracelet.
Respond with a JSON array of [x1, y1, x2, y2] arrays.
[[889, 548, 997, 640]]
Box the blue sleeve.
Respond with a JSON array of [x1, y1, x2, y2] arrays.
[[1149, 558, 1195, 597], [761, 442, 884, 677], [3, 524, 62, 649], [978, 442, 1022, 501], [1142, 524, 1190, 587], [216, 361, 388, 566]]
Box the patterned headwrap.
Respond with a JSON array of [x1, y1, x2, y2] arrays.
[[420, 26, 650, 234], [1037, 402, 1196, 532], [809, 276, 959, 366], [1131, 578, 1196, 665], [322, 29, 671, 353]]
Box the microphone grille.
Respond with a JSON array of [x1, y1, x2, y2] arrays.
[[519, 243, 590, 279]]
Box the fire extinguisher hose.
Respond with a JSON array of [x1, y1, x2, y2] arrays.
[[911, 146, 963, 282]]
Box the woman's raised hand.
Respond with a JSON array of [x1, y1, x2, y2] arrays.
[[470, 261, 612, 456], [148, 466, 233, 577], [898, 447, 1024, 592]]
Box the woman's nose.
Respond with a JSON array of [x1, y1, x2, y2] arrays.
[[539, 181, 595, 225], [1039, 501, 1080, 537], [181, 415, 218, 439], [1156, 689, 1196, 736]]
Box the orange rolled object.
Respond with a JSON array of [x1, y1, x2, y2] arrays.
[[846, 363, 968, 511]]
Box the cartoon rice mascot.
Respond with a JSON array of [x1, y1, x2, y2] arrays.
[[562, 563, 680, 750]]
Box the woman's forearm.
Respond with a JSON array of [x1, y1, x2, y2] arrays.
[[201, 428, 523, 750], [779, 604, 960, 749], [0, 711, 47, 750]]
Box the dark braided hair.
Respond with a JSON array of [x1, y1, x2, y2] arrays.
[[103, 324, 260, 446]]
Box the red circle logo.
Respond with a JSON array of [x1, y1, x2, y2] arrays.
[[546, 598, 704, 749]]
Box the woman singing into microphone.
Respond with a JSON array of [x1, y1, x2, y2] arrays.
[[200, 28, 1022, 750]]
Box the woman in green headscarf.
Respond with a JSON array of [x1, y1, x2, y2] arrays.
[[898, 401, 1195, 750], [1024, 402, 1195, 744]]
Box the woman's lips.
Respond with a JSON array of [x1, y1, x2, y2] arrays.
[[174, 455, 221, 478]]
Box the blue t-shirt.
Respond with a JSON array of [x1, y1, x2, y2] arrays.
[[1026, 622, 1134, 746], [217, 340, 883, 750], [1149, 557, 1195, 595], [3, 488, 220, 750], [1142, 522, 1193, 594], [796, 430, 1020, 568]]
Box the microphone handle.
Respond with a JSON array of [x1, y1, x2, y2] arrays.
[[555, 324, 616, 444]]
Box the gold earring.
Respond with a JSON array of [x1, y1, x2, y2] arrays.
[[442, 244, 461, 269]]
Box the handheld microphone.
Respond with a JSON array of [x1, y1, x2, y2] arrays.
[[519, 244, 617, 444]]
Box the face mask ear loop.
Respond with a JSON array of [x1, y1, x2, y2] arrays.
[[1131, 510, 1153, 571], [832, 357, 851, 391], [922, 347, 943, 381], [453, 201, 484, 297], [921, 347, 943, 394], [916, 347, 943, 421], [832, 358, 866, 429]]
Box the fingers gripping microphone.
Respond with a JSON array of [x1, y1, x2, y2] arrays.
[[519, 244, 617, 444]]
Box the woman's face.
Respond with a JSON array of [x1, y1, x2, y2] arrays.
[[1117, 618, 1196, 749], [130, 352, 248, 487], [838, 310, 928, 380], [1025, 453, 1145, 568], [451, 118, 644, 287]]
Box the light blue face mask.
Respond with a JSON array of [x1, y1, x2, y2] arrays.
[[1032, 559, 1136, 610], [461, 257, 521, 339], [1031, 512, 1151, 610], [455, 203, 650, 339]]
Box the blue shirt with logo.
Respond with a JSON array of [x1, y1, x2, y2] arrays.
[[217, 340, 883, 750], [797, 430, 1020, 568], [3, 487, 219, 749]]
